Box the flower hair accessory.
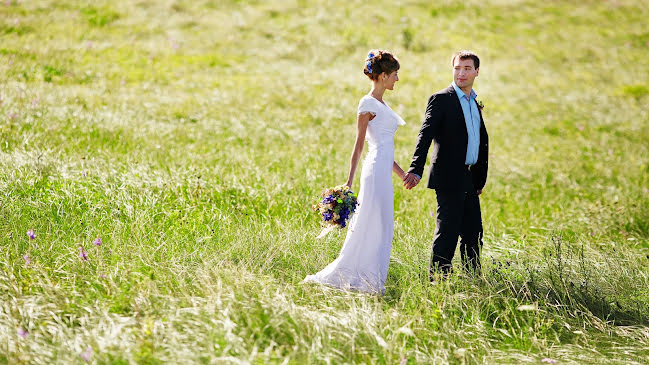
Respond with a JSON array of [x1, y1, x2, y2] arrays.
[[366, 52, 375, 74]]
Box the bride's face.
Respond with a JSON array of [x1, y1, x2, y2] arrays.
[[383, 71, 399, 90]]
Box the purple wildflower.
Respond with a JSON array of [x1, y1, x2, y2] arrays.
[[323, 212, 333, 221], [27, 229, 35, 240], [23, 254, 31, 266], [8, 112, 17, 120], [18, 328, 28, 338], [93, 237, 102, 246], [79, 247, 89, 261], [81, 171, 87, 177], [80, 346, 93, 362], [169, 37, 179, 50], [99, 273, 107, 279], [541, 359, 557, 364]]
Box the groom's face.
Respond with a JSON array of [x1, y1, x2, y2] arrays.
[[453, 58, 479, 90]]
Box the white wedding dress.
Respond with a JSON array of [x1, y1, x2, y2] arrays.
[[304, 95, 405, 294]]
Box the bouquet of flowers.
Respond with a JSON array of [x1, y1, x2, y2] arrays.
[[313, 185, 358, 237]]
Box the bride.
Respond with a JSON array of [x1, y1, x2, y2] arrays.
[[304, 50, 407, 294]]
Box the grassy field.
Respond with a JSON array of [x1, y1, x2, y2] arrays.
[[1, 0, 649, 363]]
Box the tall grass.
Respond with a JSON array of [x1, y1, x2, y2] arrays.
[[1, 0, 648, 363]]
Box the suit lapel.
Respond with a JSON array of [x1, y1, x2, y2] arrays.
[[447, 85, 462, 115], [447, 84, 468, 141], [476, 98, 488, 165]]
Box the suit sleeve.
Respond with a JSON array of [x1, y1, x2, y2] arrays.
[[408, 94, 444, 177]]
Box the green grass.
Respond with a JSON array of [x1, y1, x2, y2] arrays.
[[1, 0, 649, 363]]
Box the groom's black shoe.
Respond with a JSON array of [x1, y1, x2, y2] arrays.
[[429, 264, 452, 284], [429, 275, 450, 286]]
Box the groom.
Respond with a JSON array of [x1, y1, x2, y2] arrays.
[[403, 50, 489, 278]]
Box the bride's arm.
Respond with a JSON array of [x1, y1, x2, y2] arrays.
[[393, 161, 406, 180], [345, 112, 372, 187]]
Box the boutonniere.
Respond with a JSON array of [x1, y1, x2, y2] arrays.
[[476, 99, 485, 111]]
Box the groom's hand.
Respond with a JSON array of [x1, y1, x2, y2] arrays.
[[403, 173, 420, 190]]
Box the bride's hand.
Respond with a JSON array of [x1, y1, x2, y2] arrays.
[[403, 173, 420, 190], [344, 179, 353, 188]]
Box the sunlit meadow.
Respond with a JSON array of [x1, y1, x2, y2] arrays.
[[1, 0, 649, 363]]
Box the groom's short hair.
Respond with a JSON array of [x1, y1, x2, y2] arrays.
[[451, 51, 480, 69]]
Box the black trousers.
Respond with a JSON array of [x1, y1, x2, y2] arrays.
[[429, 170, 483, 277]]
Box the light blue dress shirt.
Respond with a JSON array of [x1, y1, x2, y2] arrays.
[[452, 81, 481, 165]]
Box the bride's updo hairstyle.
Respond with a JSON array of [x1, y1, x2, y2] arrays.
[[363, 50, 400, 81]]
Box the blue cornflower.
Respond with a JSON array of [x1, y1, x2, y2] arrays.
[[366, 52, 375, 74], [339, 207, 349, 219], [323, 212, 333, 221]]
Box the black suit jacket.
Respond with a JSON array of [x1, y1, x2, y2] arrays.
[[408, 85, 489, 191]]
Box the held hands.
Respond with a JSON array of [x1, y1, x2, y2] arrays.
[[403, 172, 420, 190], [349, 171, 423, 190]]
